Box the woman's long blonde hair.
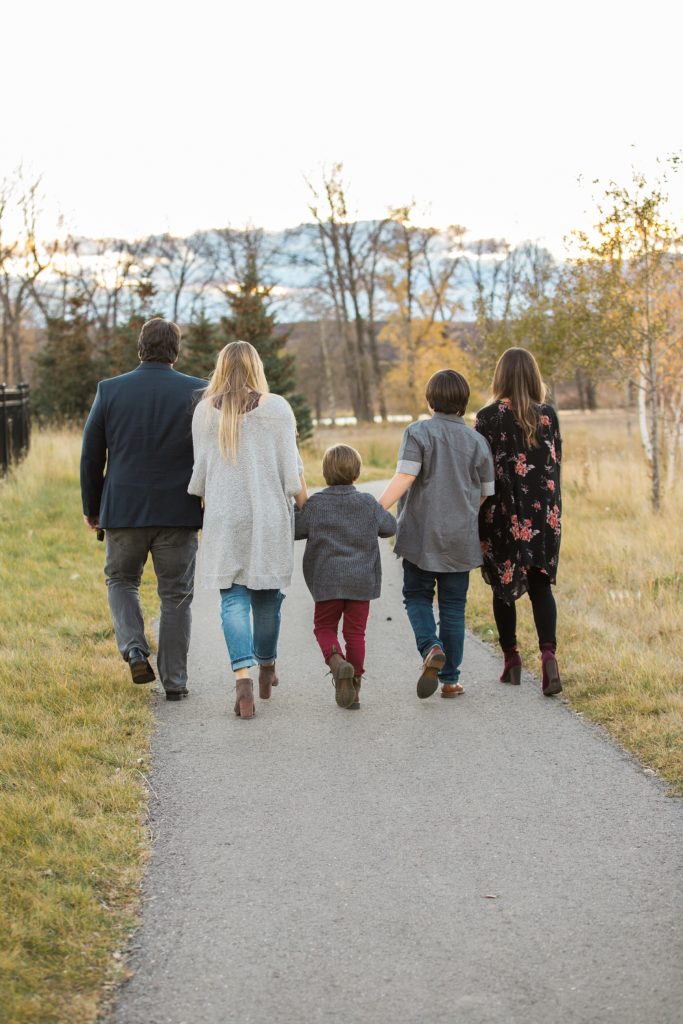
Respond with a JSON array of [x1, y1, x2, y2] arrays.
[[203, 341, 269, 460], [491, 348, 547, 448]]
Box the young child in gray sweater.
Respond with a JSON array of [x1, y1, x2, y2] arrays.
[[295, 444, 396, 710]]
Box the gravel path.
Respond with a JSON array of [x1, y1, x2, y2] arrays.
[[112, 484, 683, 1024]]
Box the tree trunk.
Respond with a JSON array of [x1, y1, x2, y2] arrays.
[[665, 398, 682, 491], [1, 307, 8, 383], [647, 341, 661, 512], [319, 319, 336, 424], [354, 319, 374, 422], [575, 367, 586, 411], [10, 322, 23, 384], [638, 360, 653, 464], [367, 315, 387, 421]]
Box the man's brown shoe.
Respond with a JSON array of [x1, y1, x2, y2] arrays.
[[259, 662, 278, 699], [440, 683, 465, 698], [417, 645, 446, 699], [328, 650, 356, 708], [128, 647, 155, 684]]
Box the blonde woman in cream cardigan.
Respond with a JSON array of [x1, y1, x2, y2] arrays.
[[188, 341, 307, 718]]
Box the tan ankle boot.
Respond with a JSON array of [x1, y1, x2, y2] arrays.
[[327, 648, 355, 708], [234, 678, 255, 718]]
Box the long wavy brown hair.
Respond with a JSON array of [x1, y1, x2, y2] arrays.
[[491, 348, 547, 448], [202, 341, 269, 460]]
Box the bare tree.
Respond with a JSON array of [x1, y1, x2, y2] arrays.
[[305, 165, 375, 422], [0, 171, 49, 383], [296, 289, 339, 423], [382, 204, 465, 416], [63, 236, 151, 346], [462, 237, 526, 379], [356, 217, 389, 420], [209, 224, 282, 301], [152, 231, 214, 321]]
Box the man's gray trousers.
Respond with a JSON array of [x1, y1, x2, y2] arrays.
[[104, 527, 198, 694]]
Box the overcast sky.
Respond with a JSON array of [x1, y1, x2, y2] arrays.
[[3, 0, 680, 252]]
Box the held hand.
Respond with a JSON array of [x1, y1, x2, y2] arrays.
[[379, 473, 415, 510], [83, 514, 100, 531], [294, 474, 308, 509]]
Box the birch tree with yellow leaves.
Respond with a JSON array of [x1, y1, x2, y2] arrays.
[[568, 163, 683, 509]]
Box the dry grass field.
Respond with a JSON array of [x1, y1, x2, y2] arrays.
[[302, 411, 683, 792], [0, 434, 155, 1024]]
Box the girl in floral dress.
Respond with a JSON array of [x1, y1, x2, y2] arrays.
[[475, 348, 563, 696]]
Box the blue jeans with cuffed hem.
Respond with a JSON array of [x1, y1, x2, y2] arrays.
[[402, 559, 470, 683], [219, 586, 285, 671]]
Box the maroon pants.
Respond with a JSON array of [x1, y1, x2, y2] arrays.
[[313, 599, 370, 677]]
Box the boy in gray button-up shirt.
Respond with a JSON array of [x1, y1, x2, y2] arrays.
[[295, 444, 396, 710], [379, 370, 494, 701]]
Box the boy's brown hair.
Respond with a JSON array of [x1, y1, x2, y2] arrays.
[[322, 444, 362, 486], [138, 318, 181, 363], [425, 369, 470, 416]]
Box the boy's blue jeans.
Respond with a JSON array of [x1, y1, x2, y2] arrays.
[[219, 585, 285, 671], [402, 560, 470, 683]]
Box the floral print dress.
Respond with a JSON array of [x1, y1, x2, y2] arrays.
[[475, 399, 562, 603]]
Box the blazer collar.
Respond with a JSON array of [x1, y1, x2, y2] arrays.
[[135, 362, 175, 371]]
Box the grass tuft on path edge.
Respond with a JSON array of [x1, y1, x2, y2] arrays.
[[0, 432, 154, 1024]]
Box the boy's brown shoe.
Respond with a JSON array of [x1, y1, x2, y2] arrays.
[[417, 645, 446, 699], [328, 650, 356, 708], [349, 676, 361, 710]]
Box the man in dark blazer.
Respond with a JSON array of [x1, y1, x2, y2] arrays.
[[81, 318, 207, 700]]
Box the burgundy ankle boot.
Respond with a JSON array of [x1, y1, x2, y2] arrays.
[[500, 647, 522, 685], [540, 643, 562, 696]]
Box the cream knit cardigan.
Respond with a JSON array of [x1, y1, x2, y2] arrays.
[[188, 394, 302, 591]]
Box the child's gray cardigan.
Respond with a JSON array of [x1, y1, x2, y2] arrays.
[[294, 485, 396, 602]]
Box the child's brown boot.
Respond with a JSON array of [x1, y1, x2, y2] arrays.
[[349, 676, 361, 710], [327, 648, 355, 708]]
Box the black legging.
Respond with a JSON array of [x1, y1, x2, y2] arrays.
[[493, 568, 557, 650]]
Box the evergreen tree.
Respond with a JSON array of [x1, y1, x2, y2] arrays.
[[181, 311, 221, 379], [33, 299, 100, 422], [220, 253, 313, 439], [105, 313, 145, 377]]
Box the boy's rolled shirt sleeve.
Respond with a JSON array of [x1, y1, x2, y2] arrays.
[[476, 440, 496, 498], [396, 427, 423, 476]]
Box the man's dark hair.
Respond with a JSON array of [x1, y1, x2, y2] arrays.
[[425, 369, 470, 416], [138, 318, 181, 363]]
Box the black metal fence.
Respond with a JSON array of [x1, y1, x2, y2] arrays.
[[1, 383, 31, 476]]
